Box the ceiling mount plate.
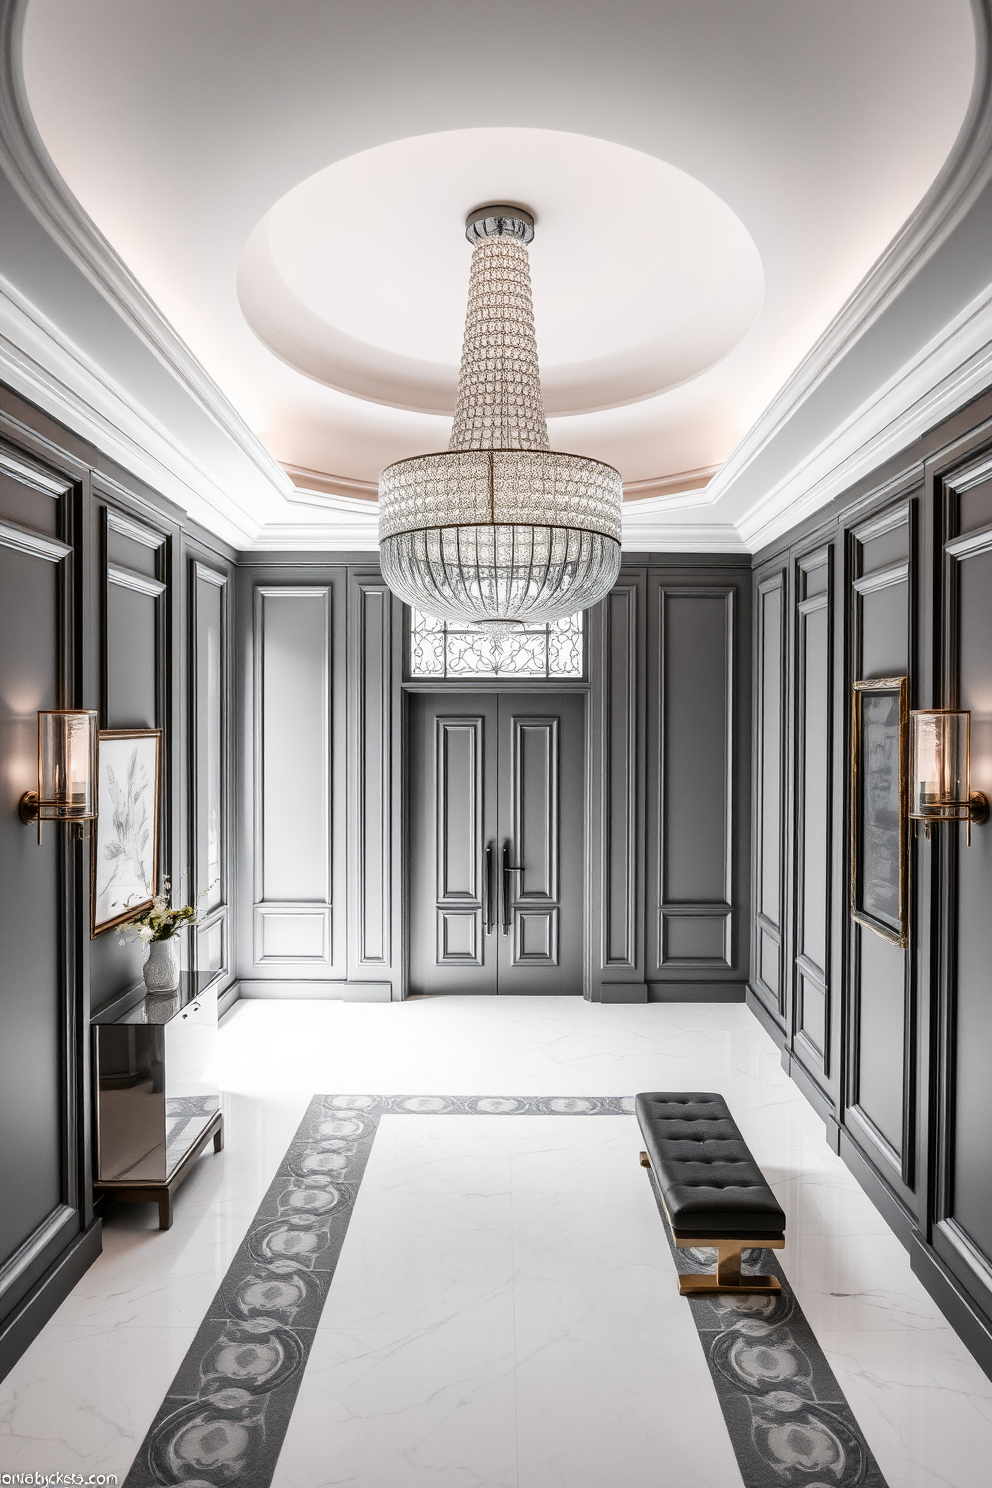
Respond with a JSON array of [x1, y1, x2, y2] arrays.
[[465, 204, 535, 245]]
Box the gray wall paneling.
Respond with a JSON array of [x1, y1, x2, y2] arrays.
[[235, 558, 391, 999], [584, 558, 751, 1002], [845, 499, 917, 1203], [587, 572, 645, 1000], [0, 420, 99, 1379], [751, 564, 788, 1026], [88, 478, 179, 1013], [242, 556, 749, 1005], [187, 544, 237, 991], [0, 381, 234, 1378], [245, 580, 345, 983], [346, 570, 403, 996], [932, 456, 992, 1344], [748, 384, 992, 1378], [791, 542, 836, 1096], [645, 572, 750, 999]]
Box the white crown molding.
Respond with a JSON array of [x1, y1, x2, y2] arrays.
[[254, 482, 380, 548], [267, 479, 749, 552], [738, 280, 992, 551], [0, 270, 261, 547], [622, 466, 720, 502], [281, 463, 379, 502], [706, 0, 992, 511], [0, 0, 292, 507], [250, 521, 379, 552], [621, 504, 746, 553]]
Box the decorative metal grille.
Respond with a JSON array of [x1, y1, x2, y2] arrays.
[[409, 608, 583, 679]]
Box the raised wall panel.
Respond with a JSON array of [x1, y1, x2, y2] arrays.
[[106, 571, 162, 729], [939, 524, 992, 1300], [348, 577, 393, 975], [601, 582, 639, 971], [191, 561, 229, 984], [794, 547, 832, 1076], [752, 570, 786, 1017], [0, 457, 83, 1336], [91, 498, 172, 1009], [196, 912, 225, 978], [254, 588, 331, 966], [846, 503, 913, 1186], [653, 587, 735, 974], [662, 911, 731, 964], [254, 905, 331, 962]]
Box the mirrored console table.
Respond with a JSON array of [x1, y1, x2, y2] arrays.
[[92, 973, 223, 1229]]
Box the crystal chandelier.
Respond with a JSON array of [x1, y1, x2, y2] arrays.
[[378, 205, 623, 629]]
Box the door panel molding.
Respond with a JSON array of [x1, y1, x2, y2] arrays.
[[435, 717, 483, 906], [510, 716, 559, 905]]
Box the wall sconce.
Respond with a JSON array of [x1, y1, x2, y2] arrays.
[[18, 709, 98, 843], [908, 709, 989, 843]]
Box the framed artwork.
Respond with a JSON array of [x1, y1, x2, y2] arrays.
[[91, 728, 162, 936], [851, 678, 909, 948]]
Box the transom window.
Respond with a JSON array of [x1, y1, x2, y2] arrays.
[[409, 609, 584, 679]]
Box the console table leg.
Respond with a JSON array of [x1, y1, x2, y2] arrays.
[[157, 1191, 173, 1230], [213, 1119, 225, 1153]]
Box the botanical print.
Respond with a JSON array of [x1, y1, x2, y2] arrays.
[[93, 731, 160, 934]]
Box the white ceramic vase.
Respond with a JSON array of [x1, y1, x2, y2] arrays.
[[143, 936, 180, 994]]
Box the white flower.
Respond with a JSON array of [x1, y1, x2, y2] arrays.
[[138, 925, 154, 942]]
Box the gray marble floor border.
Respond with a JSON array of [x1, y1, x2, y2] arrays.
[[118, 1094, 886, 1487]]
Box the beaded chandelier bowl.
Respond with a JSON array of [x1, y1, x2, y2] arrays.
[[378, 205, 623, 629]]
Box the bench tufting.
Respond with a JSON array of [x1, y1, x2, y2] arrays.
[[635, 1091, 786, 1296]]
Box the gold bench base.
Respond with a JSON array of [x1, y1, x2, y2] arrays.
[[639, 1150, 784, 1295]]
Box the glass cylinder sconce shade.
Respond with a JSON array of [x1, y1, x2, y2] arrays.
[[908, 709, 989, 834], [19, 709, 98, 831]]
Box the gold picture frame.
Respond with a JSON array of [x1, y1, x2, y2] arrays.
[[91, 728, 163, 936], [850, 678, 909, 948]]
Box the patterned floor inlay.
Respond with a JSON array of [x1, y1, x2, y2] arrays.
[[120, 1094, 885, 1487], [645, 1168, 890, 1487]]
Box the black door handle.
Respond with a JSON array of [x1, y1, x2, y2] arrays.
[[501, 839, 522, 936], [483, 841, 495, 935]]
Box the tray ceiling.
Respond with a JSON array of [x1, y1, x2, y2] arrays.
[[20, 0, 975, 542]]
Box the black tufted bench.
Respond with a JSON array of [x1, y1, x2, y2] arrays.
[[636, 1091, 786, 1295]]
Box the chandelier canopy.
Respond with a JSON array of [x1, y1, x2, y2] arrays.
[[378, 205, 623, 628]]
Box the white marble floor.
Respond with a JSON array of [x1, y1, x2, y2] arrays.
[[1, 995, 991, 1487], [275, 1113, 741, 1488]]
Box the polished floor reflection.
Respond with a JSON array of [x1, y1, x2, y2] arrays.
[[1, 996, 991, 1487]]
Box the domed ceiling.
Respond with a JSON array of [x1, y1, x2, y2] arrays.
[[20, 0, 975, 546]]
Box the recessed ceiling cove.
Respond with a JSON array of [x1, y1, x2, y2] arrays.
[[237, 129, 764, 418], [20, 0, 976, 536]]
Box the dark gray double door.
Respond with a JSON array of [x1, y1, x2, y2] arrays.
[[408, 692, 584, 994]]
